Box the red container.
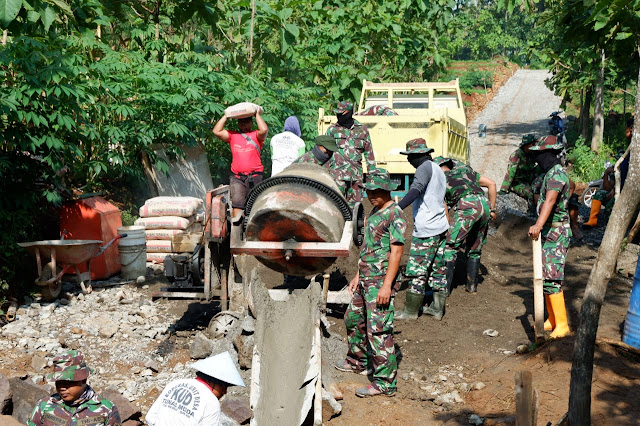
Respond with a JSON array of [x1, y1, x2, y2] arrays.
[[59, 196, 122, 280]]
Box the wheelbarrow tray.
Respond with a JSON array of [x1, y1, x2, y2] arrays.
[[18, 240, 103, 265]]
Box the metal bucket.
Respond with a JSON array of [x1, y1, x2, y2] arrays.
[[622, 251, 640, 349], [243, 163, 350, 275]]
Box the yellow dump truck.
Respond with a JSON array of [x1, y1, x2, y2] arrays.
[[317, 79, 469, 195]]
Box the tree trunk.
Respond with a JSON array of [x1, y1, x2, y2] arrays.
[[591, 48, 605, 152], [568, 60, 640, 426], [580, 88, 592, 141]]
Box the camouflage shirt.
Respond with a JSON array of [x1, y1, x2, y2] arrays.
[[358, 203, 407, 279], [444, 164, 485, 209], [326, 120, 376, 182], [501, 148, 542, 191], [537, 164, 570, 224], [28, 385, 121, 426], [293, 150, 330, 169]]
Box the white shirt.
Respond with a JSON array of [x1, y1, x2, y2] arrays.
[[270, 131, 305, 176], [146, 379, 220, 426]]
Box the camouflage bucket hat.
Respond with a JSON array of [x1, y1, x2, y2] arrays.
[[363, 168, 399, 191], [432, 156, 454, 168], [400, 138, 435, 155], [529, 135, 563, 151], [334, 101, 354, 114], [47, 350, 92, 382], [519, 133, 537, 147], [315, 135, 338, 152]]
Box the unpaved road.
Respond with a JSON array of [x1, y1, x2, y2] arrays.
[[468, 70, 561, 184]]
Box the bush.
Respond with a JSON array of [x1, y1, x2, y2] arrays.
[[459, 68, 494, 94], [567, 137, 614, 183]]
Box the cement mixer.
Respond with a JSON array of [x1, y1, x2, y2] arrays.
[[230, 163, 363, 276]]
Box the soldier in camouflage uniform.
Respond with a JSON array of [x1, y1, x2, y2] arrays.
[[500, 134, 543, 202], [336, 168, 406, 397], [430, 157, 497, 299], [28, 350, 121, 426], [326, 101, 377, 210], [293, 135, 339, 169], [393, 139, 449, 321], [528, 137, 572, 339]]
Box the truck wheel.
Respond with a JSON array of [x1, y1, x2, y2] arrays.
[[581, 187, 597, 208]]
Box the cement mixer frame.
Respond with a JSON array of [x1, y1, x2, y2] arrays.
[[202, 170, 363, 309]]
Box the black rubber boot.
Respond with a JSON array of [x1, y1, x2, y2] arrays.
[[444, 261, 456, 296], [466, 258, 480, 293], [395, 291, 423, 320], [424, 291, 446, 320]]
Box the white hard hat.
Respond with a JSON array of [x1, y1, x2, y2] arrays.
[[191, 351, 245, 387]]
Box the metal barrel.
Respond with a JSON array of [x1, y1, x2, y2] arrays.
[[622, 251, 640, 349], [243, 163, 350, 276]]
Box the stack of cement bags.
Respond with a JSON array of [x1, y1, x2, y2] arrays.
[[134, 196, 204, 264]]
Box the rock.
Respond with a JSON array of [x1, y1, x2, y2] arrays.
[[439, 374, 448, 382], [483, 329, 499, 337], [233, 334, 254, 369], [140, 369, 153, 377], [474, 382, 486, 390], [101, 388, 142, 422], [468, 414, 484, 425], [142, 285, 149, 289], [516, 344, 529, 354], [402, 374, 410, 381], [31, 355, 48, 372], [0, 373, 12, 414], [221, 396, 252, 425], [144, 359, 160, 373], [322, 388, 342, 419], [8, 377, 50, 424], [241, 316, 255, 334], [31, 375, 44, 385], [99, 320, 119, 338], [136, 276, 146, 284], [0, 414, 22, 425], [190, 333, 214, 359]]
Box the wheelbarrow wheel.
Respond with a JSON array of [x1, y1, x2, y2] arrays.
[[39, 262, 63, 301]]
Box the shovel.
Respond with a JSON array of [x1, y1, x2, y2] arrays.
[[532, 237, 545, 344]]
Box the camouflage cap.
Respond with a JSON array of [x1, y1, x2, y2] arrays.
[[334, 101, 354, 114], [315, 135, 338, 152], [363, 168, 399, 191], [432, 156, 454, 168], [47, 350, 92, 382], [529, 135, 564, 151], [519, 134, 537, 147], [400, 138, 435, 155]]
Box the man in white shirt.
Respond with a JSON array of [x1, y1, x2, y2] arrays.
[[270, 116, 306, 175], [145, 351, 245, 426]]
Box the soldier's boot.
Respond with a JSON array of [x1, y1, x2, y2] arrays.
[[584, 199, 602, 227], [444, 261, 456, 296], [466, 258, 480, 293], [544, 294, 555, 331], [395, 291, 423, 320], [549, 292, 570, 339], [425, 291, 446, 321]]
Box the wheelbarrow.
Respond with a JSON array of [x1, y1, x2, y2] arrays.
[[18, 235, 126, 301]]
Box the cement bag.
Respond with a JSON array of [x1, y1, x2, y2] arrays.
[[225, 102, 264, 119], [146, 240, 172, 253], [140, 197, 202, 218], [145, 229, 185, 240], [147, 252, 171, 264], [145, 196, 203, 207], [135, 216, 195, 230]]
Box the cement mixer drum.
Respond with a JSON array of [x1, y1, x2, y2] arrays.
[[242, 163, 352, 276]]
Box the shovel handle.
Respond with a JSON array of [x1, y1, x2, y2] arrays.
[[532, 237, 544, 343]]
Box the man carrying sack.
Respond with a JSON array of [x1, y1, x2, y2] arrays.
[[213, 104, 269, 217]]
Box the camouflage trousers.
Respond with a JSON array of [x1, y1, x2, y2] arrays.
[[541, 223, 572, 294], [405, 233, 446, 294], [336, 179, 363, 211], [431, 195, 490, 288], [510, 174, 544, 203], [344, 278, 397, 392]]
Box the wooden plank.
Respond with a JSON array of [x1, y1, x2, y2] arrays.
[[267, 288, 352, 305], [532, 237, 545, 344], [313, 314, 322, 426], [322, 274, 330, 314], [515, 370, 536, 426]]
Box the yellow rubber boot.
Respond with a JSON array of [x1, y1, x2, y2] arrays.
[[549, 292, 570, 338], [583, 199, 602, 227], [544, 294, 555, 331]]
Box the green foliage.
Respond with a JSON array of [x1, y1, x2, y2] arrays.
[[567, 137, 614, 182], [459, 69, 494, 93]]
